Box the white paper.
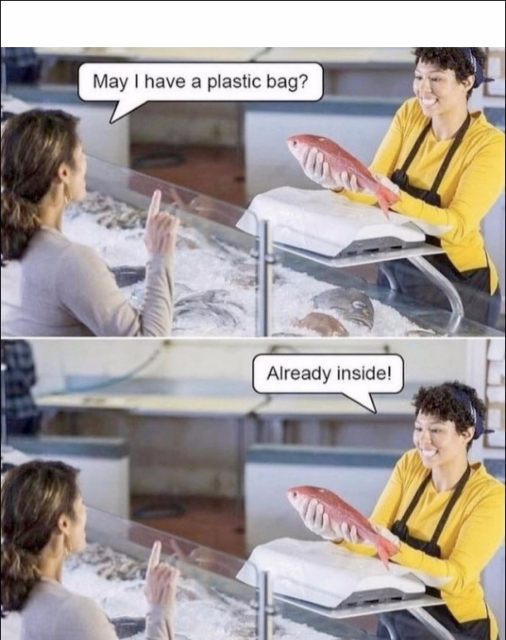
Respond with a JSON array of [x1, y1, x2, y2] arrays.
[[236, 538, 440, 609], [237, 187, 449, 258]]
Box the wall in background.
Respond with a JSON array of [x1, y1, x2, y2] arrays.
[[27, 339, 491, 497]]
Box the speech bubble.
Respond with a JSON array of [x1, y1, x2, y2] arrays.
[[78, 62, 324, 123], [252, 354, 405, 413]]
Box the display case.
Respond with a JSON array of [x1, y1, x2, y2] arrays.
[[62, 156, 502, 338], [47, 508, 457, 640], [0, 506, 464, 639]]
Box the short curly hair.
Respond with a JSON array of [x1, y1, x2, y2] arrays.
[[413, 47, 487, 98], [412, 381, 486, 449]]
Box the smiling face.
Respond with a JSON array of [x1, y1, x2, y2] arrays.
[[413, 61, 474, 118], [413, 411, 474, 469]]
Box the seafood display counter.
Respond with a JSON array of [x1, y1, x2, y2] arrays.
[[0, 507, 454, 640], [68, 156, 501, 338]]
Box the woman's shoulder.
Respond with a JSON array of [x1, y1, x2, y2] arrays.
[[29, 228, 99, 262], [23, 579, 113, 637], [395, 97, 427, 127], [469, 462, 505, 499], [468, 110, 505, 149], [397, 447, 423, 468], [24, 578, 93, 611], [394, 448, 426, 482], [56, 236, 108, 271]]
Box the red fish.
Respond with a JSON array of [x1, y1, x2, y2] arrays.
[[287, 134, 399, 218], [287, 485, 398, 569]]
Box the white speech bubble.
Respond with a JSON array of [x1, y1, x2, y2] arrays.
[[78, 62, 324, 123], [252, 354, 405, 413]]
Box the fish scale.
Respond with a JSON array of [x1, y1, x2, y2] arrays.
[[287, 134, 399, 217], [287, 485, 398, 569]]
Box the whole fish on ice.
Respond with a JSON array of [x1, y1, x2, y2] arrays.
[[287, 485, 398, 569], [64, 191, 423, 338], [287, 134, 399, 217], [174, 289, 246, 330], [312, 286, 374, 330], [294, 312, 349, 337]]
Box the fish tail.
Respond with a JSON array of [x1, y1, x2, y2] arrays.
[[376, 185, 399, 219], [377, 544, 391, 570], [375, 535, 398, 570]]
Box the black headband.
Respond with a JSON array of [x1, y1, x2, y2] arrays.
[[460, 48, 494, 88], [451, 387, 492, 440]]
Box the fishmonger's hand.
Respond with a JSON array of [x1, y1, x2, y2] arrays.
[[300, 147, 347, 191], [299, 497, 359, 543], [300, 147, 376, 195]]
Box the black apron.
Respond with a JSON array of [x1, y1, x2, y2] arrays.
[[377, 113, 501, 328], [377, 465, 496, 640]]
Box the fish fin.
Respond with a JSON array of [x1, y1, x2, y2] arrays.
[[376, 534, 398, 570], [376, 185, 399, 219], [376, 196, 391, 219], [377, 544, 391, 570], [381, 537, 400, 557]]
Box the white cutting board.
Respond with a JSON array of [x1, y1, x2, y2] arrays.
[[237, 538, 449, 609], [237, 187, 450, 257]]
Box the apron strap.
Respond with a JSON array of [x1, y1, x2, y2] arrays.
[[399, 121, 432, 174], [399, 472, 432, 525], [429, 112, 472, 196], [430, 464, 472, 546]]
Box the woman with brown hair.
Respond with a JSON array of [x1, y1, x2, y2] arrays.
[[1, 460, 179, 639], [1, 109, 179, 337]]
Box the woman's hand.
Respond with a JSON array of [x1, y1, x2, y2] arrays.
[[300, 147, 375, 195], [144, 190, 180, 256], [299, 498, 359, 543], [300, 147, 346, 190], [144, 541, 180, 611]]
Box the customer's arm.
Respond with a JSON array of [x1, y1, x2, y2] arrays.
[[56, 245, 174, 337], [60, 595, 120, 640], [56, 190, 179, 337], [144, 541, 179, 640]]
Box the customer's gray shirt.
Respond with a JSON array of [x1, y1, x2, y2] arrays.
[[1, 227, 174, 337], [21, 578, 173, 640]]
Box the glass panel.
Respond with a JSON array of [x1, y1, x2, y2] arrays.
[[246, 200, 502, 339], [68, 507, 259, 640], [64, 155, 500, 338]]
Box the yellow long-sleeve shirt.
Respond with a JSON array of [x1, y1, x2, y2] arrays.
[[342, 449, 505, 639], [344, 98, 505, 294]]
